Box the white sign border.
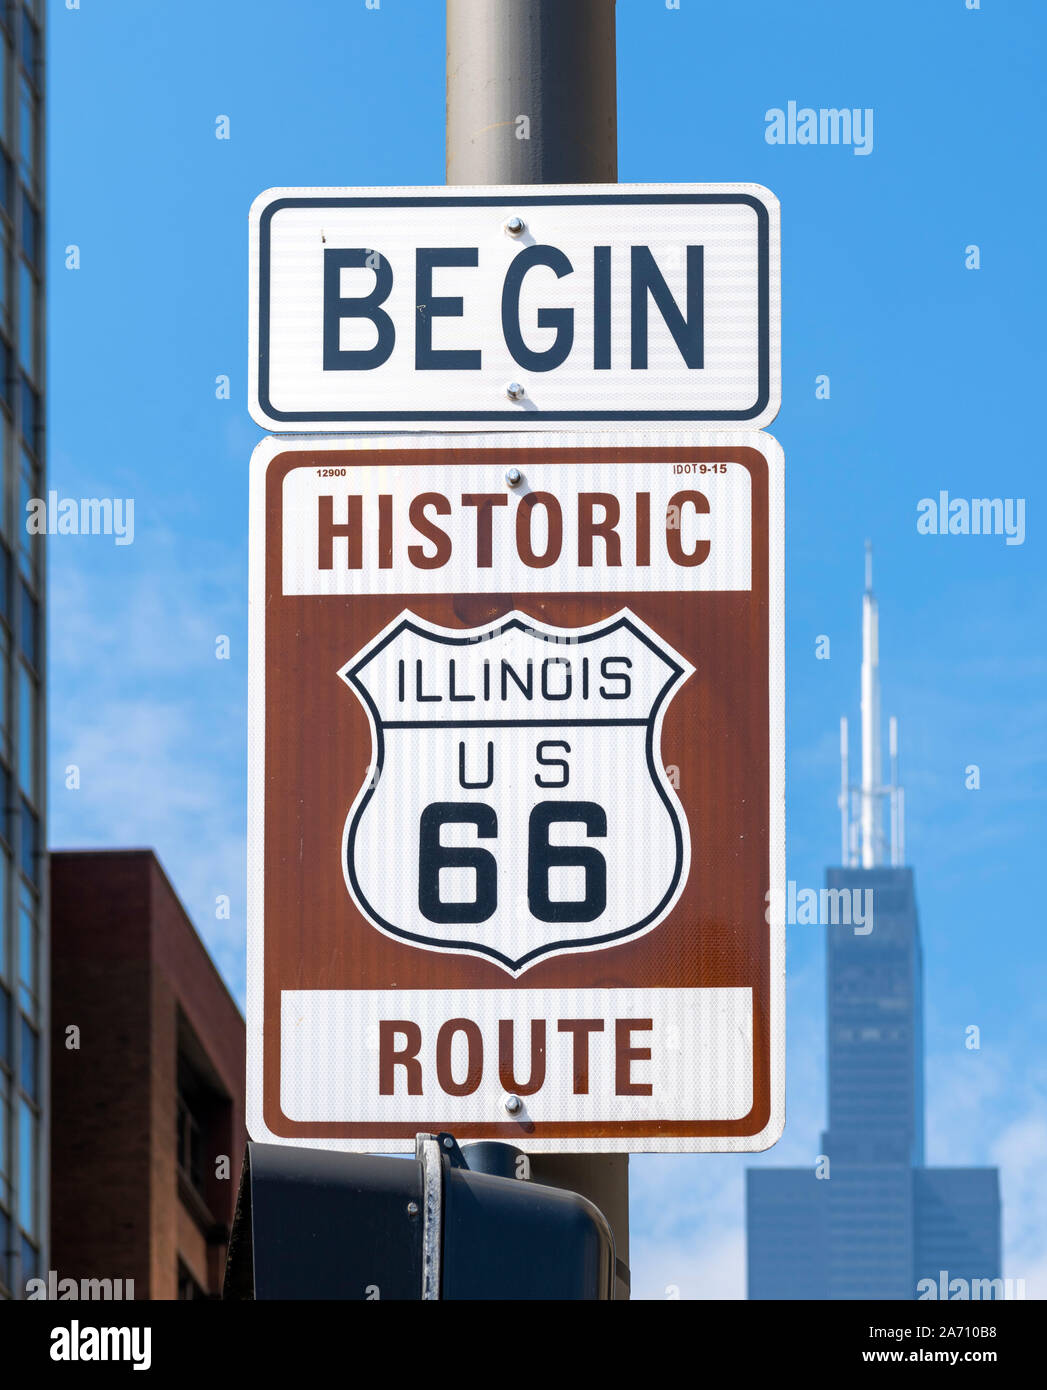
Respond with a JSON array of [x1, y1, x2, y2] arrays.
[[249, 183, 781, 433], [247, 428, 784, 1153]]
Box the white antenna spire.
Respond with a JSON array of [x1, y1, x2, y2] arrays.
[[889, 716, 899, 866], [839, 716, 850, 865], [840, 544, 905, 867], [860, 541, 882, 866]]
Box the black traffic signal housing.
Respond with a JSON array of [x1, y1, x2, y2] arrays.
[[223, 1133, 615, 1300]]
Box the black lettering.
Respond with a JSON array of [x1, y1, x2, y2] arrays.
[[323, 249, 394, 370], [502, 244, 575, 372], [599, 656, 632, 699], [501, 659, 534, 700], [415, 247, 481, 369], [535, 740, 571, 789], [630, 244, 704, 370], [541, 657, 572, 701]]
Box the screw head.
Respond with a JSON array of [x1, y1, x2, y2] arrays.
[[504, 216, 525, 237], [504, 1093, 523, 1115], [505, 467, 522, 488], [506, 381, 525, 402], [406, 1200, 419, 1216], [442, 1136, 454, 1149]]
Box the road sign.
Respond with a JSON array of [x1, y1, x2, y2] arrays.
[[247, 429, 783, 1152], [249, 184, 780, 433]]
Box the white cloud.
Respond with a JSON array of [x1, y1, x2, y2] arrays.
[[628, 956, 825, 1299], [48, 545, 247, 1000], [990, 1103, 1047, 1299], [632, 1195, 745, 1301]]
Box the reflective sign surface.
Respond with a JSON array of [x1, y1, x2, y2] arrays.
[[247, 430, 784, 1151]]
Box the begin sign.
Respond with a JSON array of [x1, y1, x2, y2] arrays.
[[249, 184, 780, 432], [247, 429, 784, 1152]]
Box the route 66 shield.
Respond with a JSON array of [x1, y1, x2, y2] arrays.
[[339, 609, 693, 974]]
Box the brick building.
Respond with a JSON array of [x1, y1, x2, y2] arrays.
[[49, 850, 245, 1299]]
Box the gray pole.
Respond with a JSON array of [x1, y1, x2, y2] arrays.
[[446, 0, 617, 185], [446, 0, 629, 1301]]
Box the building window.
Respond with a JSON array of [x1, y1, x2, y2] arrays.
[[20, 1232, 37, 1284], [0, 1071, 10, 1210], [0, 764, 10, 848], [0, 426, 7, 541], [17, 258, 33, 378], [0, 1202, 9, 1295], [0, 631, 9, 759], [18, 1013, 34, 1099], [17, 879, 34, 1015], [176, 1040, 234, 1235], [0, 335, 11, 415], [19, 193, 37, 272], [0, 223, 8, 332], [177, 1261, 206, 1301], [17, 74, 35, 190], [17, 1093, 36, 1238], [18, 581, 35, 671], [20, 8, 41, 90], [0, 852, 6, 976], [176, 1094, 203, 1194], [17, 660, 34, 796], [20, 374, 38, 454], [19, 798, 37, 885], [18, 449, 36, 579]]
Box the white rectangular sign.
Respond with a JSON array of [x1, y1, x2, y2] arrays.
[[281, 458, 753, 596], [248, 430, 784, 1152], [249, 184, 780, 432], [280, 988, 754, 1126]]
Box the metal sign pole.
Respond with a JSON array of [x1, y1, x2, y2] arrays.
[[446, 0, 630, 1301], [446, 0, 617, 185]]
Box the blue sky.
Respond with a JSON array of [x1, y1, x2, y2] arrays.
[[47, 0, 1045, 1296]]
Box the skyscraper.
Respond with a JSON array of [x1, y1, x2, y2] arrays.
[[746, 549, 1001, 1300], [0, 0, 46, 1300]]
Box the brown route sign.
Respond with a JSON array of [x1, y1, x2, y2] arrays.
[[247, 429, 783, 1152]]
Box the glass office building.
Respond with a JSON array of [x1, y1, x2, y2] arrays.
[[747, 867, 1001, 1299], [823, 866, 924, 1169], [747, 557, 1000, 1299], [0, 0, 46, 1299]]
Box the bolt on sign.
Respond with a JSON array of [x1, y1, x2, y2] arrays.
[[249, 183, 780, 433], [247, 430, 784, 1152]]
